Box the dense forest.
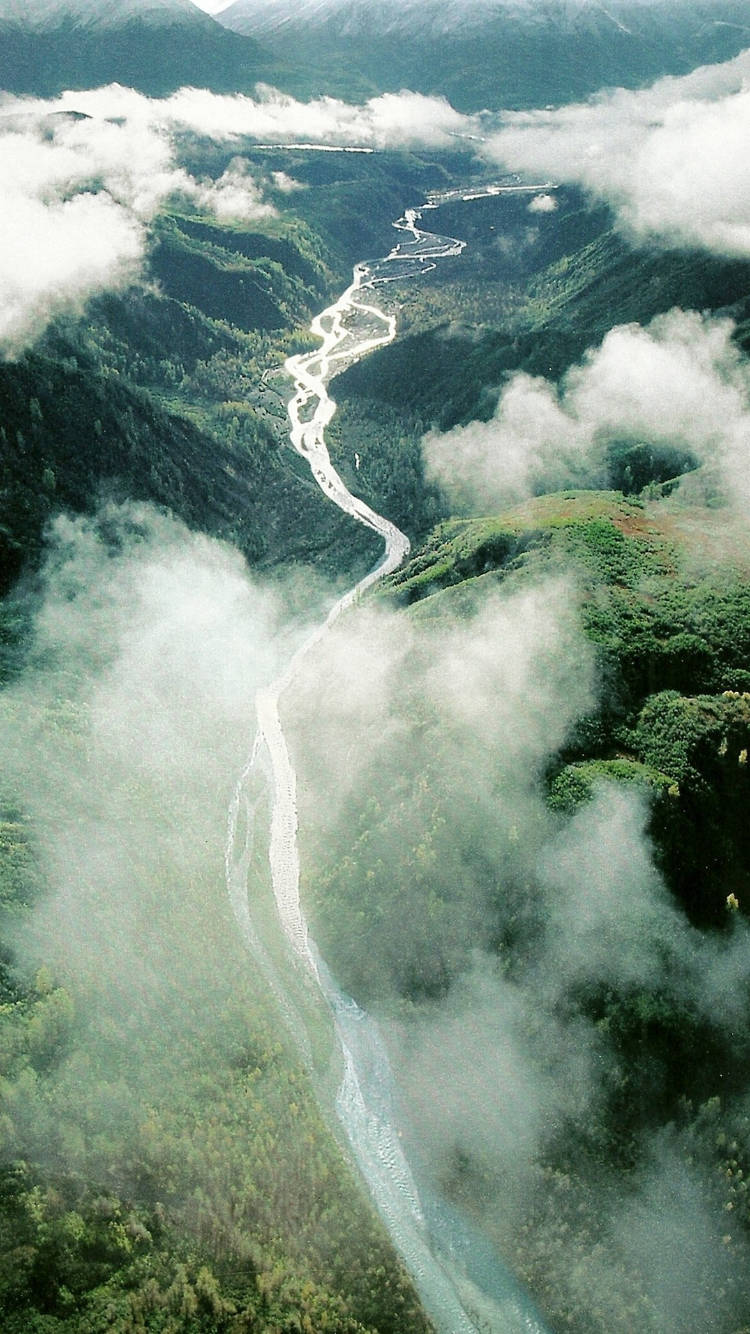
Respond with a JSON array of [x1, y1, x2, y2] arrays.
[[0, 146, 451, 1334], [2, 18, 750, 1333], [290, 187, 750, 1332], [289, 485, 750, 1330]]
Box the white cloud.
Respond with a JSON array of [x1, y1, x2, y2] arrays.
[[528, 192, 557, 214], [0, 162, 144, 353], [0, 97, 284, 352], [159, 84, 474, 148], [26, 82, 474, 148], [423, 309, 750, 513], [194, 157, 278, 221], [484, 48, 750, 257], [271, 170, 304, 193], [0, 502, 289, 1141], [0, 81, 477, 353]]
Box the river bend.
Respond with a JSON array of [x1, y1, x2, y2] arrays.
[[226, 187, 552, 1334]]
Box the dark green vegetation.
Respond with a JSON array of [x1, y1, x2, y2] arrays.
[[332, 186, 750, 477], [324, 183, 750, 569], [23, 0, 740, 116], [0, 149, 464, 1333], [0, 147, 493, 600], [4, 105, 750, 1332], [283, 178, 750, 1332], [262, 149, 466, 270], [0, 194, 382, 598], [0, 11, 277, 99], [0, 4, 382, 104], [0, 795, 429, 1334], [297, 490, 750, 990], [291, 488, 750, 1334], [219, 0, 750, 113], [389, 492, 750, 925]]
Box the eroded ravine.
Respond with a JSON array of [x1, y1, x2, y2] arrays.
[[226, 187, 552, 1334]]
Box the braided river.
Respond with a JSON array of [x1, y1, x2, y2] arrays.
[[225, 184, 552, 1334]]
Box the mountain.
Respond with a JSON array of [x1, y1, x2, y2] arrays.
[[0, 176, 432, 1334], [218, 0, 750, 109], [0, 0, 282, 96], [0, 0, 201, 27], [0, 187, 406, 599], [3, 7, 750, 1333]]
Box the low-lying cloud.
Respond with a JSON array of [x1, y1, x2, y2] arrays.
[[423, 308, 750, 512], [1, 170, 143, 353], [293, 572, 595, 847], [385, 770, 750, 1332], [287, 523, 750, 1330], [485, 47, 750, 257], [0, 81, 474, 354], [7, 81, 473, 149], [57, 82, 472, 149], [1, 504, 286, 1112], [0, 96, 274, 352]]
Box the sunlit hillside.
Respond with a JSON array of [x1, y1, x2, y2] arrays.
[[2, 5, 750, 1334]]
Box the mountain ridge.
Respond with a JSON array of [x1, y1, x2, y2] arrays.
[[217, 0, 750, 109], [0, 0, 207, 29], [0, 0, 290, 97]]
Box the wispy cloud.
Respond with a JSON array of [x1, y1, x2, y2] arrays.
[[0, 502, 300, 1174], [0, 160, 143, 353], [293, 550, 750, 1331], [0, 95, 274, 352], [3, 503, 283, 999]]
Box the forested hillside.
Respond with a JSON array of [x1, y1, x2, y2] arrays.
[[289, 481, 750, 1331], [0, 144, 452, 1334], [0, 770, 430, 1334], [3, 16, 750, 1334], [0, 158, 426, 597], [286, 178, 750, 1333], [0, 0, 281, 97], [218, 0, 750, 112], [328, 187, 750, 545]]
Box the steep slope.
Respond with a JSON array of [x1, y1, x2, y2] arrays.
[[323, 186, 750, 558], [0, 175, 438, 1334], [0, 203, 390, 595], [2, 21, 750, 1329], [218, 0, 750, 109], [0, 0, 282, 96], [0, 144, 471, 597], [289, 481, 750, 1332], [334, 225, 750, 430], [0, 0, 202, 26], [0, 664, 432, 1334]]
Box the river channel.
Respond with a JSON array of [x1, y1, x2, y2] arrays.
[[225, 184, 553, 1334]]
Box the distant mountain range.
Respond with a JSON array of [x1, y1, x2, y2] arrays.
[[0, 0, 200, 28], [217, 0, 750, 108], [3, 0, 747, 107], [218, 0, 750, 47], [0, 0, 282, 96]]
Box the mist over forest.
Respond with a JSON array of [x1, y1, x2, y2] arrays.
[[2, 2, 750, 1333]]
